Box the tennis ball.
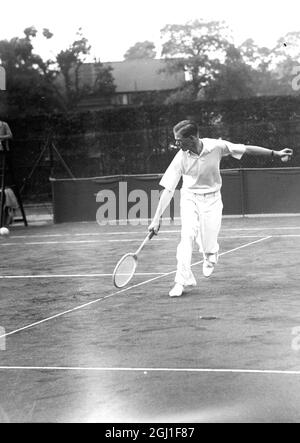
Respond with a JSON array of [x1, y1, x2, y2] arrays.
[[0, 227, 10, 237], [281, 155, 289, 162]]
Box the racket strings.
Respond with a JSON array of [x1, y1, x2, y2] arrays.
[[113, 254, 137, 288]]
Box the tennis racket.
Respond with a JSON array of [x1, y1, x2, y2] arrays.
[[112, 230, 156, 288]]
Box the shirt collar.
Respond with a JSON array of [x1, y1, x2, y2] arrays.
[[186, 139, 206, 158]]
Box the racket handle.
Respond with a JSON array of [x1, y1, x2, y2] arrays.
[[148, 229, 156, 240], [135, 230, 156, 255]]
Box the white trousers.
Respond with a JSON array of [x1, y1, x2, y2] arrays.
[[175, 189, 223, 286]]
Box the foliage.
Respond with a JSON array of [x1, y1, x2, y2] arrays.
[[0, 27, 116, 116], [124, 41, 156, 60], [160, 19, 232, 98], [92, 61, 116, 98], [1, 21, 300, 116], [204, 44, 256, 100], [0, 26, 61, 116], [56, 28, 91, 107], [160, 21, 300, 103]]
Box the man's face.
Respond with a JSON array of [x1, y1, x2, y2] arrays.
[[173, 132, 198, 153]]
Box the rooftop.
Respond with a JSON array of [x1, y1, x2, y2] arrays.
[[79, 59, 185, 93]]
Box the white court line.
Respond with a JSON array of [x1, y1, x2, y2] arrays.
[[0, 366, 299, 376], [0, 237, 180, 246], [0, 236, 271, 340], [0, 238, 174, 246], [6, 226, 300, 240], [0, 235, 268, 246], [271, 234, 300, 237], [0, 234, 299, 247], [0, 238, 175, 246], [0, 272, 165, 279]]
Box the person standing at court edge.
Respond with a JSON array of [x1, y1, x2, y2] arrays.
[[0, 120, 12, 150]]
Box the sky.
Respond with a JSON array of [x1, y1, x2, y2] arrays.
[[0, 0, 299, 62]]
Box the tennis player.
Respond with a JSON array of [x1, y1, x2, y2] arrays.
[[148, 120, 293, 297]]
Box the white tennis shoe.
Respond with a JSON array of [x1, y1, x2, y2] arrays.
[[203, 253, 218, 278], [169, 283, 196, 297], [169, 283, 184, 297]]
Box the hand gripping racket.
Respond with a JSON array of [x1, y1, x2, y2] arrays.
[[113, 230, 156, 288]]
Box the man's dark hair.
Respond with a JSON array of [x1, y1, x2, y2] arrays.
[[173, 120, 199, 138]]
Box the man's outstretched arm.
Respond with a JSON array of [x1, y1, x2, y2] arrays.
[[148, 188, 174, 234], [245, 145, 293, 161]]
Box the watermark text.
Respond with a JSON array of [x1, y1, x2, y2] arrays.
[[292, 66, 300, 91], [96, 182, 181, 226]]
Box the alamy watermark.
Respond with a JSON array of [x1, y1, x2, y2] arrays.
[[0, 327, 6, 351], [96, 182, 181, 226], [292, 66, 300, 91]]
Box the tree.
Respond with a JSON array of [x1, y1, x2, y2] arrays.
[[56, 29, 116, 108], [42, 28, 54, 40], [124, 41, 156, 60], [237, 35, 300, 96], [272, 32, 300, 95], [273, 32, 300, 63], [238, 38, 281, 96], [160, 19, 232, 101], [92, 60, 116, 98], [164, 83, 197, 105], [160, 22, 300, 102], [204, 44, 255, 100], [0, 26, 62, 116], [239, 38, 273, 71], [0, 27, 117, 115], [56, 28, 91, 107]]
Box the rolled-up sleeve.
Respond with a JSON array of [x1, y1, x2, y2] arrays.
[[159, 150, 183, 192], [221, 141, 246, 160]]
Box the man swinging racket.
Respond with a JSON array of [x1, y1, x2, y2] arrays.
[[148, 120, 293, 297]]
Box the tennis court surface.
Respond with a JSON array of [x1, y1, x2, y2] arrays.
[[0, 215, 300, 423]]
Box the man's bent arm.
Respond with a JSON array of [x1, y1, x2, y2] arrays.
[[148, 188, 174, 233]]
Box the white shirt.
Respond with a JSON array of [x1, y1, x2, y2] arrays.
[[159, 138, 246, 194]]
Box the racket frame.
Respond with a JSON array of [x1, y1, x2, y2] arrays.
[[112, 253, 137, 288], [112, 230, 155, 288]]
